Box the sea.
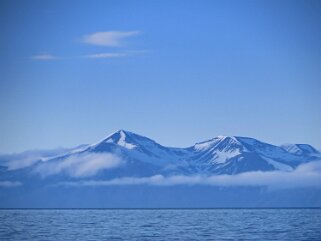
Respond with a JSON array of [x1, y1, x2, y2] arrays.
[[0, 209, 320, 240]]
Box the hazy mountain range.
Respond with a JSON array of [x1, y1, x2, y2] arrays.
[[1, 130, 320, 208]]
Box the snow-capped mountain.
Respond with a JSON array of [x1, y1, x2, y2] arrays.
[[1, 130, 321, 208], [1, 130, 320, 180], [184, 135, 320, 174]]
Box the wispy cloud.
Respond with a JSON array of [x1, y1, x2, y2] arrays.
[[84, 52, 129, 59], [34, 153, 123, 177], [83, 50, 148, 59], [0, 181, 22, 188], [1, 147, 86, 170], [82, 31, 141, 47], [61, 161, 321, 189], [31, 54, 59, 60], [6, 155, 41, 170], [31, 31, 143, 61]]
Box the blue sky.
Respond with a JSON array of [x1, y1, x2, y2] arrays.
[[0, 0, 321, 153]]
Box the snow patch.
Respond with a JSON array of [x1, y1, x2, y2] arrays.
[[194, 139, 218, 151], [117, 130, 137, 149], [262, 156, 293, 171], [211, 149, 241, 164], [281, 144, 303, 155]]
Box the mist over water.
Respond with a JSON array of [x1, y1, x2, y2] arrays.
[[1, 209, 321, 240]]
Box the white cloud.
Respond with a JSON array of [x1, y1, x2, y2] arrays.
[[82, 31, 141, 47], [83, 50, 148, 59], [2, 147, 82, 170], [34, 153, 123, 177], [6, 155, 41, 170], [31, 54, 59, 60], [84, 52, 129, 59], [62, 161, 321, 189], [0, 181, 22, 188]]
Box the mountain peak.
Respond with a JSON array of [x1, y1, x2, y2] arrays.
[[216, 135, 239, 141], [91, 129, 164, 152], [193, 135, 241, 151], [114, 129, 132, 135], [103, 129, 135, 140], [281, 143, 320, 156], [217, 135, 232, 139], [98, 129, 136, 149]]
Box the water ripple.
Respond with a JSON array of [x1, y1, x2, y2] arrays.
[[0, 209, 321, 240]]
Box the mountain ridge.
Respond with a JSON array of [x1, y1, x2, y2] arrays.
[[1, 129, 320, 179], [1, 129, 321, 208]]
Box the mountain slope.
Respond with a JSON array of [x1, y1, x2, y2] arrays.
[[1, 130, 321, 208], [1, 130, 320, 181]]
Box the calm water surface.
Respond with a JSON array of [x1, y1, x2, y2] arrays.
[[0, 209, 320, 240]]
